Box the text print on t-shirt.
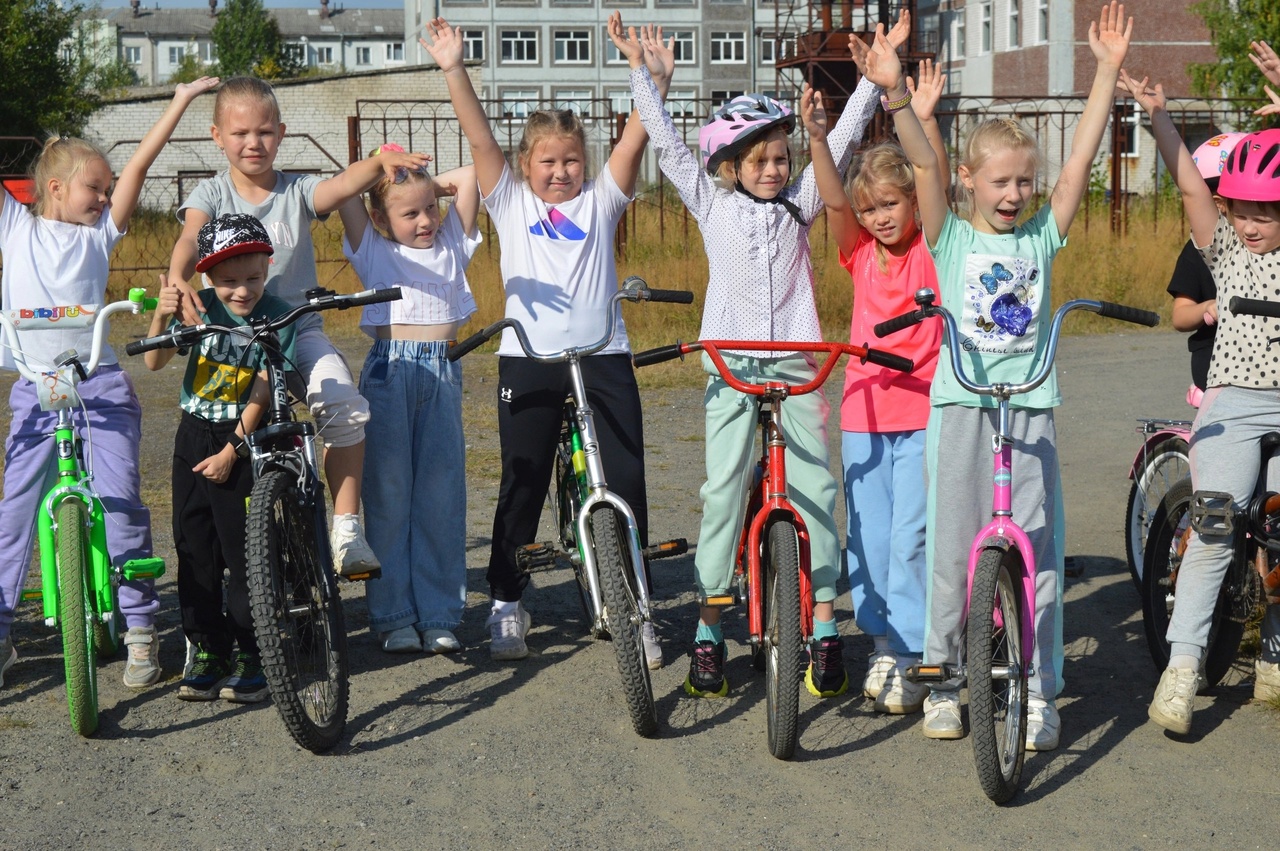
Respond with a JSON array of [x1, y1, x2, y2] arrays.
[[960, 253, 1044, 356]]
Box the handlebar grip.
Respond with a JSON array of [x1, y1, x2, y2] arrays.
[[1097, 301, 1160, 327], [447, 331, 489, 362], [647, 289, 695, 305], [632, 343, 686, 368], [342, 287, 403, 308], [1229, 297, 1280, 319], [863, 348, 914, 373], [125, 334, 178, 357], [873, 310, 922, 338]]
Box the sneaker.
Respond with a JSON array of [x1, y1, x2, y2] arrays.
[[177, 649, 230, 701], [0, 635, 16, 689], [421, 628, 462, 654], [863, 652, 896, 699], [805, 636, 849, 697], [684, 640, 728, 697], [641, 621, 663, 671], [122, 626, 161, 689], [875, 665, 929, 714], [487, 604, 531, 661], [922, 690, 965, 740], [219, 652, 269, 703], [380, 626, 422, 654], [330, 514, 382, 579], [1255, 660, 1280, 703], [1148, 666, 1200, 735], [1025, 694, 1061, 751]]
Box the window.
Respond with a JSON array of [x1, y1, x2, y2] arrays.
[[200, 41, 217, 63], [955, 12, 966, 57], [554, 30, 590, 64], [501, 30, 538, 64], [671, 30, 696, 64], [463, 30, 484, 62], [1119, 104, 1139, 157], [125, 45, 141, 65], [555, 88, 592, 115], [316, 46, 334, 65], [759, 33, 777, 65], [168, 46, 186, 65], [710, 31, 746, 64], [711, 89, 745, 106], [1037, 0, 1049, 43], [666, 88, 696, 118], [607, 88, 633, 115], [981, 2, 992, 53], [501, 88, 539, 118], [386, 42, 404, 62], [356, 46, 371, 65], [604, 31, 625, 64], [947, 68, 963, 94], [285, 43, 306, 65], [1008, 0, 1021, 49]]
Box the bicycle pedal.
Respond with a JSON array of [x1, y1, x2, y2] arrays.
[[20, 589, 42, 602], [339, 567, 381, 582], [643, 538, 688, 561], [701, 593, 737, 607], [121, 556, 165, 581], [516, 543, 560, 571], [906, 663, 957, 683]]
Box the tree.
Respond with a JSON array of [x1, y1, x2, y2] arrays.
[[1189, 0, 1280, 102], [211, 0, 291, 78]]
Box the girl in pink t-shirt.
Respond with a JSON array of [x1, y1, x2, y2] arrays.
[[815, 60, 947, 716]]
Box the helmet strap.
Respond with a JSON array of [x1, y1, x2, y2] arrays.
[[734, 180, 806, 226]]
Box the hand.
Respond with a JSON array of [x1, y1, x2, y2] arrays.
[[640, 25, 675, 87], [193, 446, 235, 484], [1204, 299, 1218, 326], [849, 26, 903, 93], [1251, 40, 1280, 87], [174, 76, 219, 102], [885, 8, 912, 51], [165, 273, 209, 326], [1089, 1, 1133, 70], [1255, 84, 1280, 118], [1117, 68, 1165, 114], [155, 274, 182, 321], [908, 57, 946, 122], [607, 11, 644, 70], [375, 149, 432, 183], [800, 84, 828, 142], [421, 18, 464, 72]]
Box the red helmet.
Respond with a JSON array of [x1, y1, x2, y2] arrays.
[[1218, 128, 1280, 202]]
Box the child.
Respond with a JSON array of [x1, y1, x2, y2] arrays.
[[337, 147, 481, 654], [854, 1, 1133, 749], [1119, 72, 1280, 734], [422, 15, 671, 663], [815, 58, 948, 714], [0, 77, 219, 690], [629, 16, 909, 698], [145, 213, 296, 701], [163, 76, 430, 580]]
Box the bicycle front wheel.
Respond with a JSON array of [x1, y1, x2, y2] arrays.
[[591, 507, 658, 737], [56, 499, 99, 736], [1125, 437, 1190, 589], [247, 469, 350, 753], [763, 520, 802, 760], [967, 547, 1028, 805]]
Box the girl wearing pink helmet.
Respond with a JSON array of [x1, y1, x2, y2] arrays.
[[625, 14, 911, 700], [1121, 68, 1280, 736]]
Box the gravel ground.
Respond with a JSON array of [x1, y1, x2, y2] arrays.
[[0, 325, 1276, 849]]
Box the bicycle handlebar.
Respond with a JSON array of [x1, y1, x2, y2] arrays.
[[0, 287, 157, 382], [1229, 297, 1280, 320], [446, 276, 694, 363]]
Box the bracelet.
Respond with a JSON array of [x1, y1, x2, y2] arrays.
[[880, 91, 912, 114]]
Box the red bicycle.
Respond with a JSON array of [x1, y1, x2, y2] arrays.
[[634, 339, 912, 758]]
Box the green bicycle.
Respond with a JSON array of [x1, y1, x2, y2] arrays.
[[0, 288, 164, 736]]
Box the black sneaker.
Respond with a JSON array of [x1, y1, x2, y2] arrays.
[[684, 640, 729, 698], [176, 649, 230, 701], [805, 636, 849, 698], [219, 652, 270, 704]]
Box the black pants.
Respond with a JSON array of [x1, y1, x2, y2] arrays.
[[488, 355, 649, 601], [172, 412, 257, 657]]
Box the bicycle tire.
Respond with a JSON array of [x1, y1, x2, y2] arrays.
[[763, 520, 802, 760], [56, 499, 99, 736], [967, 547, 1027, 805], [591, 507, 659, 737], [1141, 478, 1244, 690], [246, 469, 350, 753], [1125, 437, 1190, 589]]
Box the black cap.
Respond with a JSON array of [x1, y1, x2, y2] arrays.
[[195, 213, 274, 273]]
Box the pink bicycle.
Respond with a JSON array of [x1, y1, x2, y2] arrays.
[[876, 287, 1158, 804]]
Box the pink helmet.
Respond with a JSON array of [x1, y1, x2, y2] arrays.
[[1218, 128, 1280, 202], [698, 93, 795, 175], [1191, 132, 1248, 182]]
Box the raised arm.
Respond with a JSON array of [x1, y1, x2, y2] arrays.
[[908, 58, 951, 196], [433, 164, 481, 237], [606, 17, 672, 196], [112, 77, 219, 231], [805, 84, 859, 255], [337, 196, 372, 253], [422, 19, 507, 196], [165, 207, 212, 324], [1251, 40, 1280, 87], [313, 149, 431, 216]]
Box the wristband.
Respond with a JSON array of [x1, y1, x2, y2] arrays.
[[229, 433, 251, 460], [880, 91, 912, 114]]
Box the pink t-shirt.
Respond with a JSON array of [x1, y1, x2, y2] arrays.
[[840, 229, 941, 433]]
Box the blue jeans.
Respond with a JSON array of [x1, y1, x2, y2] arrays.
[[359, 339, 466, 632]]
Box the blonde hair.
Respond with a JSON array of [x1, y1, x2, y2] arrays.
[[845, 142, 918, 272], [365, 145, 438, 221], [957, 118, 1042, 216], [516, 109, 588, 179], [713, 127, 792, 188], [213, 76, 281, 126], [31, 136, 109, 217]]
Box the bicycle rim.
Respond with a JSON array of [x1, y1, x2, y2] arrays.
[[56, 499, 99, 736], [764, 520, 802, 760], [1126, 439, 1190, 589]]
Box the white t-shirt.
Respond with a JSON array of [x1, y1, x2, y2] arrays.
[[0, 191, 124, 372], [482, 163, 632, 357], [342, 209, 481, 337]]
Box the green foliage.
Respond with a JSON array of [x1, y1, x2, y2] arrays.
[[166, 50, 206, 85], [90, 59, 139, 96], [1189, 0, 1280, 108], [211, 0, 284, 78]]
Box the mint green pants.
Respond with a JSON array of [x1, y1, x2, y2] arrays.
[[693, 352, 841, 603]]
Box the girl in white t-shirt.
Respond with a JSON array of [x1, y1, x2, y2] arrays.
[[422, 14, 673, 664], [338, 147, 480, 655]]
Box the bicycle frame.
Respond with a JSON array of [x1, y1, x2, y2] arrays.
[[1129, 419, 1192, 483]]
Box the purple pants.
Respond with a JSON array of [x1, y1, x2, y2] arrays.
[[0, 366, 157, 637]]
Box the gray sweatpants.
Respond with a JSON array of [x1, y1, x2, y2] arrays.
[[924, 404, 1066, 699]]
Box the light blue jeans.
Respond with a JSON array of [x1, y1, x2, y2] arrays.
[[359, 339, 466, 633]]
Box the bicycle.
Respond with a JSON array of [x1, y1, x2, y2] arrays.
[[633, 337, 914, 760], [875, 287, 1158, 803], [1125, 419, 1192, 589], [126, 286, 400, 753], [448, 276, 692, 738], [0, 288, 166, 737], [1140, 295, 1280, 693]]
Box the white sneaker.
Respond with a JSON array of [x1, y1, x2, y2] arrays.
[[0, 635, 16, 689], [641, 621, 663, 671], [874, 665, 929, 714], [1149, 666, 1200, 735], [487, 604, 531, 660], [330, 514, 382, 579], [922, 690, 965, 739], [421, 628, 462, 654], [863, 652, 896, 699], [122, 626, 161, 689], [1025, 694, 1061, 751], [380, 626, 422, 654], [1254, 660, 1280, 702]]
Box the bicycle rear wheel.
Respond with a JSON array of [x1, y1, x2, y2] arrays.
[[56, 499, 99, 736], [591, 507, 658, 737], [1125, 437, 1190, 589], [763, 520, 802, 760], [247, 469, 350, 753], [967, 547, 1028, 805]]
